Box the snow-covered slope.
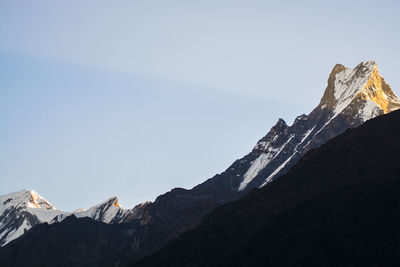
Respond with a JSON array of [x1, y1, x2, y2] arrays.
[[0, 190, 144, 246], [0, 190, 62, 246]]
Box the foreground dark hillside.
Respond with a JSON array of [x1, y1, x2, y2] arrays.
[[0, 215, 133, 267], [134, 110, 400, 267]]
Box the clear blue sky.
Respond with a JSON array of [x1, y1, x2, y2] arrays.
[[1, 0, 399, 210]]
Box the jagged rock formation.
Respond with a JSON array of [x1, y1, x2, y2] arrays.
[[1, 61, 399, 266]]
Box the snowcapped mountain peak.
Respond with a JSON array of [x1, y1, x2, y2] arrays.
[[106, 196, 122, 208], [93, 196, 123, 211], [238, 61, 400, 192], [319, 61, 400, 120], [0, 190, 64, 246], [52, 196, 125, 224]]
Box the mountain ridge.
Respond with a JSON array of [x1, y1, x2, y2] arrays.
[[0, 189, 148, 246], [1, 60, 399, 265]]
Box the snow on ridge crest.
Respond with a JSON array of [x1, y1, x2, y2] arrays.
[[0, 190, 137, 246]]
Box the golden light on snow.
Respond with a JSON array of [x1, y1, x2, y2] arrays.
[[359, 65, 390, 113], [114, 198, 122, 208]]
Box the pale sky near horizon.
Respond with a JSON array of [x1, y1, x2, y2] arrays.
[[0, 0, 399, 210]]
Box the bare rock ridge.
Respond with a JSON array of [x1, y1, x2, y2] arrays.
[[0, 61, 399, 265]]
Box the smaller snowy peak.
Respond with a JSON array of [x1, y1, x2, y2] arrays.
[[0, 190, 64, 246], [94, 196, 122, 209], [0, 190, 55, 214], [70, 196, 124, 223], [51, 196, 127, 224], [0, 190, 142, 246]]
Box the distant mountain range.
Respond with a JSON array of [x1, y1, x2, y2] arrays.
[[1, 61, 399, 266], [0, 189, 146, 247]]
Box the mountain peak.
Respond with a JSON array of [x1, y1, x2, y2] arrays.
[[319, 61, 400, 119], [0, 189, 56, 211], [99, 196, 122, 209], [27, 190, 56, 210]]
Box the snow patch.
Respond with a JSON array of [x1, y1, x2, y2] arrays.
[[239, 135, 294, 191], [238, 153, 273, 191], [359, 99, 380, 122]]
